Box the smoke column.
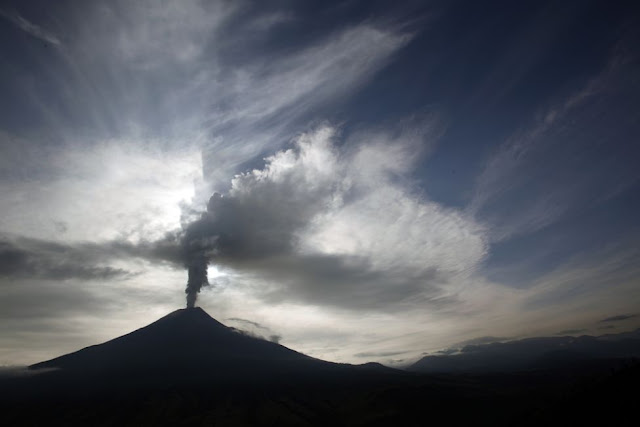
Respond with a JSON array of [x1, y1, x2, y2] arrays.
[[183, 193, 223, 308], [185, 253, 208, 308]]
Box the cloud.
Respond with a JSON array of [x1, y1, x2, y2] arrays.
[[0, 9, 61, 45], [0, 2, 415, 240], [0, 134, 203, 243], [522, 240, 640, 312], [0, 237, 134, 281], [226, 317, 265, 329], [212, 24, 410, 124], [198, 22, 412, 187], [184, 123, 487, 311], [353, 350, 408, 358], [0, 231, 190, 284], [225, 317, 282, 343], [600, 314, 637, 323], [0, 366, 52, 377], [452, 336, 510, 347], [4, 1, 411, 188], [469, 42, 640, 242], [0, 263, 188, 365], [555, 329, 587, 336], [461, 236, 640, 347]]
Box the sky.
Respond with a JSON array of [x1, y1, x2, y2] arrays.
[[1, 0, 639, 367]]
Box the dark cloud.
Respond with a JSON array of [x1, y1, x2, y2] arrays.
[[435, 349, 458, 356], [452, 336, 510, 348], [0, 280, 118, 323], [245, 255, 447, 311], [0, 238, 133, 281], [353, 350, 408, 358], [0, 234, 186, 282], [555, 329, 587, 336], [599, 314, 637, 323], [0, 274, 181, 365], [0, 366, 49, 378], [53, 221, 68, 234]]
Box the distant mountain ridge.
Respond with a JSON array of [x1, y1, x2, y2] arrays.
[[410, 329, 640, 373]]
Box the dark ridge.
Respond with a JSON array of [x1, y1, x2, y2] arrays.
[[409, 330, 640, 373]]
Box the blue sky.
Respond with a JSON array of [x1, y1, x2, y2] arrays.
[[0, 0, 639, 366]]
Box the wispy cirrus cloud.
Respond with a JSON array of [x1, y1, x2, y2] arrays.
[[0, 9, 60, 46], [2, 0, 413, 200], [600, 314, 637, 323], [198, 23, 412, 188], [469, 41, 640, 242]]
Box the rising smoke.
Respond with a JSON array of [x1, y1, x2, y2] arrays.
[[180, 129, 340, 307], [183, 193, 223, 308]]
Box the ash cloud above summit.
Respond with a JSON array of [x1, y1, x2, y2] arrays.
[[1, 0, 639, 366], [180, 124, 485, 310]]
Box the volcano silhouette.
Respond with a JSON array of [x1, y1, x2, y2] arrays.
[[28, 307, 374, 390], [32, 308, 306, 369], [3, 308, 403, 425]]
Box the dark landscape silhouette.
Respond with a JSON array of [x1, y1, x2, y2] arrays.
[[1, 307, 637, 426], [410, 329, 640, 373]]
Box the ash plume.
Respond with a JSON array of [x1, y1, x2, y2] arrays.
[[183, 192, 224, 308], [179, 132, 338, 307]]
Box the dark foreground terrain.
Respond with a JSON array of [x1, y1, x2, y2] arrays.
[[1, 308, 637, 426]]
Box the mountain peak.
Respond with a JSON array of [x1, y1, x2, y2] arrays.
[[149, 306, 227, 330], [30, 307, 308, 374]]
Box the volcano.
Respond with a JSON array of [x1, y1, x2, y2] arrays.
[[0, 308, 406, 425], [31, 308, 309, 370], [28, 307, 366, 389]]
